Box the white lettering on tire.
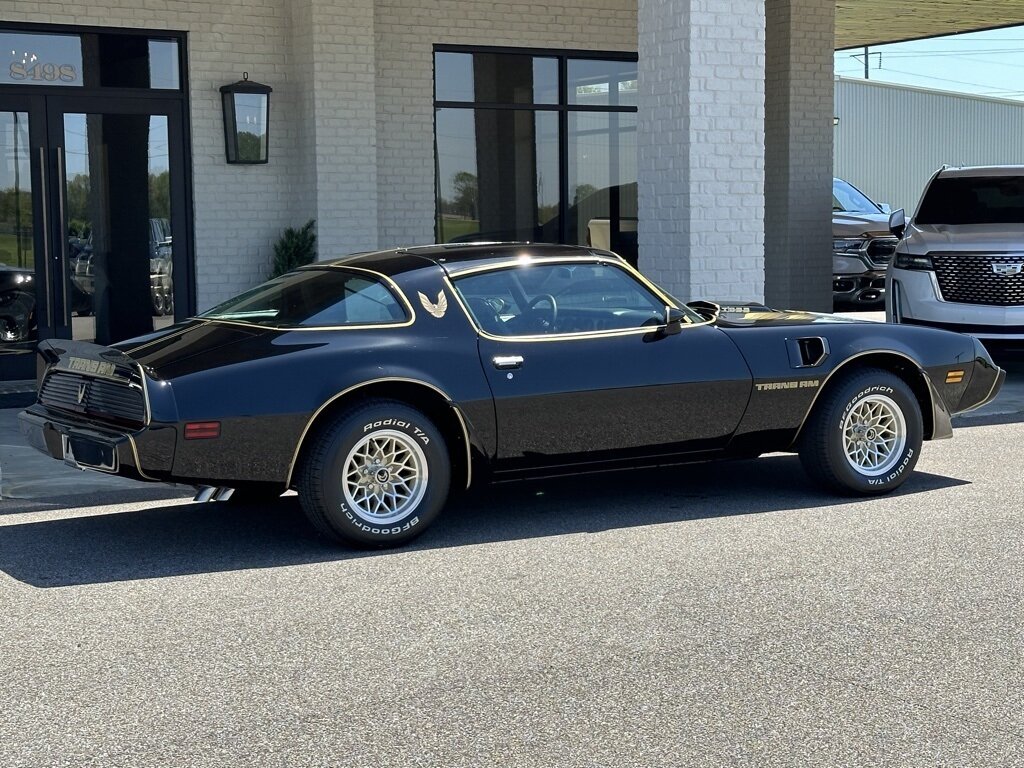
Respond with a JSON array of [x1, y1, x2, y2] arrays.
[[343, 506, 420, 534], [866, 448, 914, 486], [839, 385, 895, 428], [362, 419, 430, 445]]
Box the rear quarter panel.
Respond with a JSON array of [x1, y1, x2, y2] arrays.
[[135, 266, 494, 485]]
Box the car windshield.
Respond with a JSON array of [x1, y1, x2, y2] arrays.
[[916, 175, 1024, 225], [200, 268, 407, 328], [833, 179, 880, 213]]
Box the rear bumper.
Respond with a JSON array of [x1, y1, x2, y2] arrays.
[[18, 407, 163, 481]]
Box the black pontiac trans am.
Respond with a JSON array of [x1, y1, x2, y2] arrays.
[[20, 243, 1005, 547]]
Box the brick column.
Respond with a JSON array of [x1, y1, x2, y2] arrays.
[[765, 0, 835, 311], [290, 0, 379, 258], [637, 0, 766, 304]]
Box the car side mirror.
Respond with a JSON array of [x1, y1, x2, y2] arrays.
[[663, 306, 687, 335], [879, 203, 891, 214], [889, 208, 906, 239]]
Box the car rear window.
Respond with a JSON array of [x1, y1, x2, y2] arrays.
[[200, 268, 408, 328], [916, 176, 1024, 225]]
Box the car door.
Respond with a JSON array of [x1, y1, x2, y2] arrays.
[[449, 260, 752, 468]]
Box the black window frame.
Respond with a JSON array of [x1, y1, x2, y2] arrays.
[[432, 44, 639, 248], [0, 20, 197, 322]]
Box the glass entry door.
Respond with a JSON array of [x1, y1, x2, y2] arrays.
[[48, 95, 188, 347], [0, 93, 188, 381], [0, 95, 46, 381]]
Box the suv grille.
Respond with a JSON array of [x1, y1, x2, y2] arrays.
[[866, 237, 898, 263], [932, 253, 1024, 306], [39, 371, 146, 426]]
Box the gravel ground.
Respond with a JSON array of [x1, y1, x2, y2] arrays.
[[1, 418, 1022, 767]]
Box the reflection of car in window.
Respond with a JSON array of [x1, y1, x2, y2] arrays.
[[0, 265, 36, 344], [149, 217, 174, 316], [67, 217, 174, 317]]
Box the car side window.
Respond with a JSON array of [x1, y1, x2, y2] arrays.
[[201, 269, 407, 328], [453, 262, 668, 337]]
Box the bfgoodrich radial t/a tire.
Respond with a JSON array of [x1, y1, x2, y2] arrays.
[[298, 400, 450, 547], [799, 367, 923, 495]]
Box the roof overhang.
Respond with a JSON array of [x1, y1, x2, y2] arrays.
[[836, 1, 1024, 50]]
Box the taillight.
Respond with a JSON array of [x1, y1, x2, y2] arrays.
[[184, 421, 220, 439]]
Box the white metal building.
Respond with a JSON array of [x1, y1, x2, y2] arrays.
[[834, 76, 1024, 215]]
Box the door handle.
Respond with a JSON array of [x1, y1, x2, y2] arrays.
[[492, 355, 524, 370], [39, 146, 53, 328], [55, 146, 69, 326]]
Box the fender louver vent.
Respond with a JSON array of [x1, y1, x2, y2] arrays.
[[793, 337, 828, 368]]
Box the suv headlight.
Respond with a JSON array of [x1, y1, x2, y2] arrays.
[[894, 253, 934, 270], [833, 238, 866, 254]]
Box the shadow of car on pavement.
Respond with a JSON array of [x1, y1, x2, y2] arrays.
[[0, 454, 969, 588]]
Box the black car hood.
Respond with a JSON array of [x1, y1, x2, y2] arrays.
[[114, 319, 274, 378], [692, 301, 863, 329]]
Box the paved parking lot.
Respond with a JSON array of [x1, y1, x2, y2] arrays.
[[1, 374, 1023, 765], [1, 341, 1022, 767]]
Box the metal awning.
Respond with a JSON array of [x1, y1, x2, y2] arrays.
[[836, 0, 1024, 49]]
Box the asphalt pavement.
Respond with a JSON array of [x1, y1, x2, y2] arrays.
[[1, 410, 1023, 765], [2, 324, 1023, 766]]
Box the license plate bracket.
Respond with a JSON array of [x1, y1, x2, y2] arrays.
[[61, 434, 117, 472]]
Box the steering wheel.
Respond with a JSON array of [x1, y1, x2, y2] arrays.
[[466, 297, 504, 334], [527, 293, 558, 331]]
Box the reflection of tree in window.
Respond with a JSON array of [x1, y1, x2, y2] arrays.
[[149, 170, 170, 220], [450, 171, 477, 219], [237, 131, 264, 163], [573, 184, 597, 205], [66, 174, 91, 237]]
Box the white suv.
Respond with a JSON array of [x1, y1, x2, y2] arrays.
[[887, 165, 1024, 343]]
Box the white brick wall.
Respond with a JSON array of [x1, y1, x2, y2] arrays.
[[638, 0, 767, 303], [301, 0, 379, 257], [373, 0, 638, 248]]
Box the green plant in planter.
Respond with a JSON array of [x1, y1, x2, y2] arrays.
[[270, 219, 317, 278]]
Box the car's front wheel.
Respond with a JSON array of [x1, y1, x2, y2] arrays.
[[799, 367, 923, 495], [298, 400, 450, 547]]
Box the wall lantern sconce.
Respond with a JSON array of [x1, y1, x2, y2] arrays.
[[833, 116, 840, 126], [220, 73, 272, 164]]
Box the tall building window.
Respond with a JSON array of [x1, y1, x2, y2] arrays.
[[434, 47, 638, 265]]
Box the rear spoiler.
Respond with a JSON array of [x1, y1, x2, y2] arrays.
[[37, 338, 141, 382]]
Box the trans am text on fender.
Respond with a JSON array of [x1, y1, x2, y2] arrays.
[[20, 244, 1005, 546]]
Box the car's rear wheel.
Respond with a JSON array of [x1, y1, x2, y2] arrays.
[[298, 400, 450, 547], [799, 367, 923, 495]]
